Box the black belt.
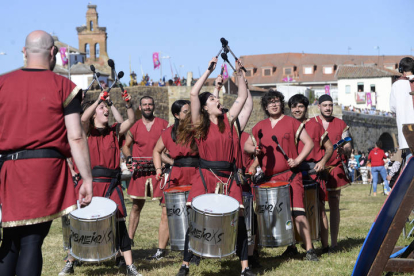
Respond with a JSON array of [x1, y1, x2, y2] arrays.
[[173, 156, 199, 168], [92, 166, 120, 179], [198, 159, 237, 193], [0, 148, 65, 171], [260, 168, 299, 184]]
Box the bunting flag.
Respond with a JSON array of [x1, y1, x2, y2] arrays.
[[325, 85, 330, 95], [60, 47, 68, 66], [283, 76, 293, 82], [367, 92, 372, 107], [153, 52, 160, 69], [222, 64, 229, 81]]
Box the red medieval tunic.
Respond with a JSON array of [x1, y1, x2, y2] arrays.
[[160, 126, 198, 204], [0, 69, 80, 227], [127, 117, 168, 200], [252, 116, 304, 211], [74, 123, 126, 218], [235, 132, 254, 193], [309, 116, 350, 191], [298, 119, 329, 201], [187, 113, 243, 206]]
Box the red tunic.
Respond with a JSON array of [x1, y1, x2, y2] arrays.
[[309, 116, 350, 191], [252, 116, 304, 211], [298, 119, 328, 201], [0, 69, 80, 227], [235, 132, 254, 193], [160, 126, 198, 204], [74, 124, 126, 218], [127, 117, 168, 199], [187, 114, 243, 205]]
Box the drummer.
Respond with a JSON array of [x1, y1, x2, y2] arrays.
[[288, 93, 334, 254], [151, 100, 199, 261], [59, 92, 142, 276], [122, 96, 168, 251], [244, 90, 318, 261], [174, 58, 255, 276]]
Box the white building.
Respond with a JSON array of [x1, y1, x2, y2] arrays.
[[336, 65, 400, 112]]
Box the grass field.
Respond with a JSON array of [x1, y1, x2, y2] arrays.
[[41, 183, 414, 276]]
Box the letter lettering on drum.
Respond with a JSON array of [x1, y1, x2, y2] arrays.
[[70, 227, 113, 247], [190, 224, 224, 245], [167, 204, 187, 218], [258, 201, 274, 213]]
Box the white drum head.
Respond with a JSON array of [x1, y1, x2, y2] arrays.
[[192, 194, 239, 214], [70, 197, 117, 219]]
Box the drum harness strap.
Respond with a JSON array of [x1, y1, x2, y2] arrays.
[[198, 158, 237, 195], [300, 161, 328, 192], [0, 148, 66, 246], [92, 166, 126, 216]]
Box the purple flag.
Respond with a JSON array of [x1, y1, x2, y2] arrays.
[[60, 47, 68, 66], [153, 52, 160, 69], [325, 85, 330, 95]]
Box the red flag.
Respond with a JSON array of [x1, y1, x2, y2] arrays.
[[153, 52, 160, 69]]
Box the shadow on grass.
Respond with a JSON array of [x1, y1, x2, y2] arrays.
[[336, 237, 366, 252]]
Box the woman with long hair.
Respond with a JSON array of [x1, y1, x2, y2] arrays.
[[174, 58, 255, 276], [368, 140, 390, 196], [149, 100, 199, 260], [59, 92, 142, 276]]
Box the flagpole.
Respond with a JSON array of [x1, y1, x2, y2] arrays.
[[160, 51, 163, 82]]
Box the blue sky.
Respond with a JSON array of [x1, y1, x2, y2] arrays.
[[0, 0, 412, 81]]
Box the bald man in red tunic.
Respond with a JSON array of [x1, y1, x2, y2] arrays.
[[122, 96, 168, 243], [288, 93, 333, 254], [245, 90, 318, 261], [0, 30, 92, 276], [309, 94, 351, 252]]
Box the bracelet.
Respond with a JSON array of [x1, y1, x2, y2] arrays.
[[156, 168, 162, 171], [125, 104, 132, 109]]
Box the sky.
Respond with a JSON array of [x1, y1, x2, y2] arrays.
[[0, 0, 413, 81]]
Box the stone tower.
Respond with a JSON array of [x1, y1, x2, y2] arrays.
[[76, 4, 111, 75]]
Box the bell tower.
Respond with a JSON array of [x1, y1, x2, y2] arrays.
[[77, 4, 110, 74]]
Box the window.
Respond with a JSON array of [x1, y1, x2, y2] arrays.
[[245, 70, 251, 77], [90, 21, 94, 31], [345, 85, 351, 94], [357, 82, 364, 92], [303, 66, 313, 74], [370, 84, 375, 92], [85, 44, 90, 58], [95, 43, 100, 60], [324, 67, 333, 74], [264, 68, 271, 76], [284, 68, 292, 75]]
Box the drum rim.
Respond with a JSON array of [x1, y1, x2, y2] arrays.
[[191, 194, 239, 215], [69, 209, 117, 221], [164, 185, 192, 193], [69, 249, 118, 262], [254, 183, 291, 189]]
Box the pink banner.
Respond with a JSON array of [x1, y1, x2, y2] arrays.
[[222, 64, 229, 81], [366, 92, 372, 107], [153, 52, 160, 69], [60, 47, 68, 66], [325, 85, 330, 95]]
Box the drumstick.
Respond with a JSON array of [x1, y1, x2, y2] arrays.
[[272, 135, 289, 161]]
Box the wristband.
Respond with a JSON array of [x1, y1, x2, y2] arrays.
[[125, 104, 132, 109], [107, 100, 113, 106]]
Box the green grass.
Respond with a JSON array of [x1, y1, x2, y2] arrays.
[[41, 184, 414, 276]]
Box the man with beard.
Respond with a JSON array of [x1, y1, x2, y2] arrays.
[[244, 90, 317, 261], [0, 30, 93, 276], [309, 94, 351, 252], [122, 96, 168, 253], [288, 94, 333, 253]]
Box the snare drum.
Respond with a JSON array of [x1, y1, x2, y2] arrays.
[[189, 194, 239, 258], [164, 185, 192, 251], [69, 197, 117, 262], [242, 192, 254, 245], [254, 181, 294, 247], [294, 180, 320, 242], [62, 214, 71, 250]]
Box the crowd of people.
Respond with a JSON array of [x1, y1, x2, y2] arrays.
[[0, 30, 413, 276]]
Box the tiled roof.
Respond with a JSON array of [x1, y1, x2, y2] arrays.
[[240, 52, 409, 85], [335, 65, 401, 79], [69, 62, 109, 75]]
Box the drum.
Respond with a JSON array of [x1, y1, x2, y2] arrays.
[[294, 180, 320, 242], [189, 194, 239, 258], [242, 192, 255, 245], [164, 185, 192, 251], [254, 181, 294, 247], [62, 214, 71, 250], [69, 197, 117, 262]]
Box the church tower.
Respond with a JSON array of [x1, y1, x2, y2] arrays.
[[77, 4, 111, 75]]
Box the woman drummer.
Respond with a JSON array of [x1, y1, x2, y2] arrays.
[[59, 92, 142, 276], [174, 58, 255, 276], [150, 100, 199, 260]]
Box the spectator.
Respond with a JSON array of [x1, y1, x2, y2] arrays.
[[368, 140, 391, 196], [348, 154, 358, 183], [386, 149, 403, 189], [359, 152, 369, 184], [354, 150, 362, 168]]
